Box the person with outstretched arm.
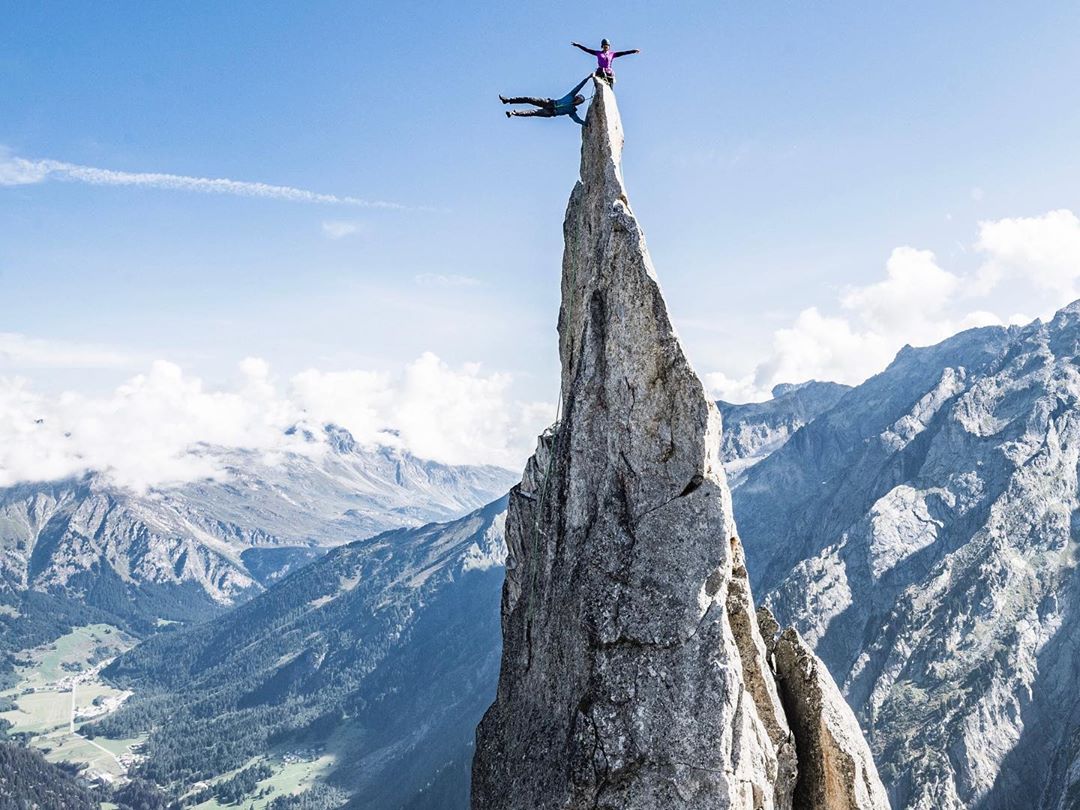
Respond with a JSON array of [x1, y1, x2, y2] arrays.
[[500, 75, 591, 125], [572, 38, 641, 85]]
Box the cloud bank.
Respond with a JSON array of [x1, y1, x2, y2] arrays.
[[975, 209, 1080, 299], [0, 353, 551, 492], [708, 209, 1079, 402], [0, 149, 411, 210]]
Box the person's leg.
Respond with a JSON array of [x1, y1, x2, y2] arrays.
[[501, 96, 549, 106], [507, 108, 556, 118]]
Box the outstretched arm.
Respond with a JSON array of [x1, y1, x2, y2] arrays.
[[569, 109, 586, 126], [613, 48, 641, 58], [569, 75, 591, 96], [571, 41, 600, 56]]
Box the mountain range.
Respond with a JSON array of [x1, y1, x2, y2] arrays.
[[718, 380, 850, 483], [0, 424, 512, 609], [106, 298, 1080, 810], [63, 378, 853, 809], [91, 497, 509, 809], [0, 424, 513, 688], [9, 299, 1080, 809], [736, 302, 1080, 809]]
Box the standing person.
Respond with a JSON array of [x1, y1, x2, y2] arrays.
[[571, 38, 641, 85], [500, 76, 591, 125]]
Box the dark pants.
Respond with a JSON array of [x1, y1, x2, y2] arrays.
[[595, 68, 615, 85], [508, 107, 556, 117], [503, 96, 554, 108], [503, 97, 556, 117]]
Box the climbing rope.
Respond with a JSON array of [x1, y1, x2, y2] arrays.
[[525, 260, 579, 628]]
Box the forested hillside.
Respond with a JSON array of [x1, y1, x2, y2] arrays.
[[91, 497, 510, 808]]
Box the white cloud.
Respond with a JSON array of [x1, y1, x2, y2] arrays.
[[705, 370, 771, 403], [975, 209, 1080, 299], [708, 246, 1009, 403], [957, 310, 1006, 330], [840, 247, 959, 341], [0, 353, 550, 491], [321, 220, 366, 239], [709, 209, 1080, 403], [743, 307, 895, 400], [0, 333, 133, 369], [414, 273, 481, 288], [0, 148, 412, 210], [292, 352, 547, 467], [395, 353, 524, 466], [0, 152, 49, 185], [0, 359, 303, 491], [290, 367, 395, 446]]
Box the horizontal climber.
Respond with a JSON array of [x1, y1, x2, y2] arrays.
[[499, 75, 591, 126]]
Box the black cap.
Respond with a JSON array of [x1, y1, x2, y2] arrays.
[[601, 38, 610, 47]]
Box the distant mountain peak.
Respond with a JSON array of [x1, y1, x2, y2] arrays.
[[771, 379, 839, 398], [718, 380, 851, 485], [322, 422, 359, 454]]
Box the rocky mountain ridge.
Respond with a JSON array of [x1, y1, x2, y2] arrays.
[[718, 380, 851, 484], [734, 302, 1080, 809], [0, 424, 515, 625]]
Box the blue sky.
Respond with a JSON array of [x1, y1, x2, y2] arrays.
[[4, 2, 1080, 478]]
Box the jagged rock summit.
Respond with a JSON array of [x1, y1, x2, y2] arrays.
[[472, 80, 889, 809]]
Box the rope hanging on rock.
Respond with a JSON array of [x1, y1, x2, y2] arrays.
[[525, 264, 578, 629]]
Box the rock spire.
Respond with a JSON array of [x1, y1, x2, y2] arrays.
[[472, 79, 889, 810]]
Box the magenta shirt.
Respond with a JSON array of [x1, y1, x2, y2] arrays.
[[596, 50, 615, 70]]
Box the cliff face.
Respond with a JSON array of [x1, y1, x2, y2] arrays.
[[472, 80, 888, 810]]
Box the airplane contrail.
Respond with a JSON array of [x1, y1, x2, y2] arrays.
[[0, 151, 415, 210]]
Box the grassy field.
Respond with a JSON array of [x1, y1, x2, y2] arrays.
[[0, 689, 70, 734], [75, 681, 124, 714], [3, 623, 135, 692], [86, 734, 145, 758], [36, 731, 128, 778], [0, 623, 143, 785], [0, 624, 136, 737], [187, 751, 336, 810], [4, 622, 341, 805]]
